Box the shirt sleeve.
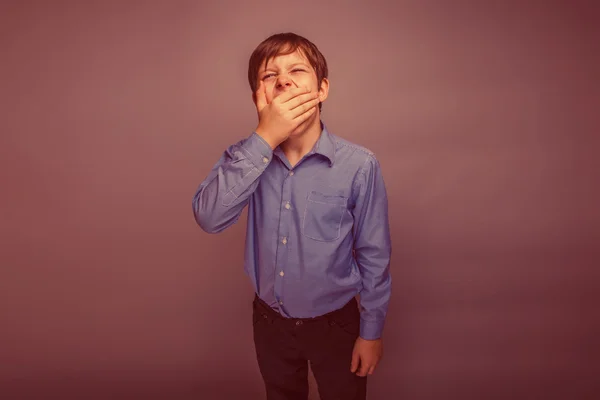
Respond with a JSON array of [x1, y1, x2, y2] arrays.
[[352, 154, 392, 340], [192, 132, 274, 233]]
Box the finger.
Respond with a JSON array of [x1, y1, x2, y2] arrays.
[[262, 80, 268, 103], [288, 91, 320, 111], [276, 86, 310, 104], [255, 81, 267, 111], [357, 363, 370, 377], [291, 98, 320, 119], [350, 349, 360, 373], [368, 365, 376, 375], [291, 104, 317, 126]]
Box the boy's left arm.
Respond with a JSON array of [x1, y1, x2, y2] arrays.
[[350, 154, 392, 376]]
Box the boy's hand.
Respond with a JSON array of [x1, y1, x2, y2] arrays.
[[351, 337, 383, 377], [254, 81, 320, 149]]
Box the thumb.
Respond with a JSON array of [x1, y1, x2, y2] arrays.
[[350, 346, 360, 373], [255, 81, 267, 111]]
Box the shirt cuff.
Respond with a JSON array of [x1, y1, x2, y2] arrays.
[[242, 132, 274, 169], [359, 318, 384, 341]]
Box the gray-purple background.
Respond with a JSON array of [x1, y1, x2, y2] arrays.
[[1, 1, 599, 399]]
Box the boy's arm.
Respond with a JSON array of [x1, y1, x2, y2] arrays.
[[192, 132, 274, 233], [352, 154, 392, 340]]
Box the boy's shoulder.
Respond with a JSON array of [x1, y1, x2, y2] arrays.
[[328, 131, 379, 168]]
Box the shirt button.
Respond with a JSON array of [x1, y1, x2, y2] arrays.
[[282, 237, 287, 245], [262, 157, 269, 164], [296, 320, 303, 326], [285, 202, 291, 210], [289, 171, 294, 176], [279, 301, 283, 305], [279, 271, 284, 276]]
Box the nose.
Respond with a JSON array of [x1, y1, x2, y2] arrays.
[[276, 74, 295, 90]]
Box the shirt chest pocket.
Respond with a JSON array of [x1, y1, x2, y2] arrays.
[[302, 191, 348, 242]]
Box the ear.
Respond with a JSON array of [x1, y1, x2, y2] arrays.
[[317, 77, 330, 104]]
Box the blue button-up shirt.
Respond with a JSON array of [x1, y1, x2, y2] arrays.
[[192, 122, 392, 340]]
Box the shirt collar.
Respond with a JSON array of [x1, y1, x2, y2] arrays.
[[311, 121, 335, 167], [273, 120, 336, 167]]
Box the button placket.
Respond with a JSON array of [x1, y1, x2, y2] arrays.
[[274, 166, 295, 310]]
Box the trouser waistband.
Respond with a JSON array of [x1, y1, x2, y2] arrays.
[[253, 293, 358, 322]]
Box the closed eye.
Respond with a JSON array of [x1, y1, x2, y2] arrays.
[[262, 69, 306, 80]]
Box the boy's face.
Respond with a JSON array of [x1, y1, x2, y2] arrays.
[[256, 48, 329, 106]]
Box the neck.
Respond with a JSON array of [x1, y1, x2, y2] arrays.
[[280, 114, 322, 163]]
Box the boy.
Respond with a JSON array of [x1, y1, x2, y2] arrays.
[[192, 32, 392, 400]]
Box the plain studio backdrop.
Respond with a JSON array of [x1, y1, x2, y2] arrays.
[[1, 1, 599, 399]]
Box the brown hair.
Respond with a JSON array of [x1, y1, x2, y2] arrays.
[[248, 32, 328, 111]]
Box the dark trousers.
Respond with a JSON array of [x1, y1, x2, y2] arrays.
[[252, 294, 367, 400]]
